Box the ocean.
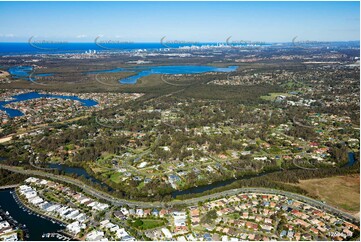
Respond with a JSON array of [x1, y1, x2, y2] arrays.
[[0, 42, 223, 55], [0, 41, 358, 55]]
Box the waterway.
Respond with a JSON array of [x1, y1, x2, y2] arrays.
[[47, 164, 113, 192], [8, 66, 53, 80], [347, 152, 356, 166], [0, 91, 98, 118], [9, 64, 237, 85], [120, 65, 238, 84], [171, 178, 239, 198], [45, 163, 270, 198], [86, 65, 238, 84], [46, 161, 358, 199], [173, 155, 361, 198], [30, 151, 359, 199], [0, 189, 64, 241]]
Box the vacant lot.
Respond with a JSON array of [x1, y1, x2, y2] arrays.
[[296, 174, 360, 218], [260, 92, 293, 101]]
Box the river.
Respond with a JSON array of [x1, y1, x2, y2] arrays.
[[46, 160, 359, 199], [45, 163, 271, 198], [47, 163, 113, 192]]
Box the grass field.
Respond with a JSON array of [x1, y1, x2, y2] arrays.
[[260, 92, 293, 101], [130, 219, 165, 230], [110, 172, 123, 183], [296, 174, 360, 218]]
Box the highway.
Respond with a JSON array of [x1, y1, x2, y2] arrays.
[[0, 164, 358, 224]]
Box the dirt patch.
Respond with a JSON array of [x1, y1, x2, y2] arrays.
[[0, 136, 12, 143], [296, 174, 360, 218]]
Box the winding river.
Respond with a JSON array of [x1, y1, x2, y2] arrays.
[[46, 157, 358, 199], [47, 164, 113, 192]]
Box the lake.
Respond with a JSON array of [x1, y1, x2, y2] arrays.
[[0, 91, 98, 118], [8, 64, 238, 85], [86, 65, 238, 84], [8, 66, 54, 80], [0, 189, 64, 241], [120, 65, 238, 84]]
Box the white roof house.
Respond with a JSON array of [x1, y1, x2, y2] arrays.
[[29, 196, 43, 205], [86, 230, 105, 241], [115, 228, 129, 239], [46, 204, 61, 212], [66, 221, 85, 235], [161, 228, 172, 239]]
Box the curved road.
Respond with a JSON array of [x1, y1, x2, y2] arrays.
[[0, 164, 358, 224]]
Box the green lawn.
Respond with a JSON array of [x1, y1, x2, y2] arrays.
[[130, 219, 165, 230], [260, 92, 293, 101], [110, 172, 123, 183]]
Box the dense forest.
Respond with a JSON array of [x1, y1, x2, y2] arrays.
[[0, 169, 28, 186]]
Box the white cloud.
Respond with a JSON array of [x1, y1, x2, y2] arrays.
[[0, 34, 15, 38]]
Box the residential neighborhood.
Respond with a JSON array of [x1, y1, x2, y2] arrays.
[[10, 177, 360, 241]]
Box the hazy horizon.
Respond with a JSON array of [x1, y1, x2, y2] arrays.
[[0, 1, 359, 43]]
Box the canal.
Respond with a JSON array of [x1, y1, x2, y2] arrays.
[[0, 189, 65, 241]]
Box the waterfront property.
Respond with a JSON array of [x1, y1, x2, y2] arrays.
[[20, 177, 136, 241], [0, 91, 97, 118], [0, 189, 64, 241], [0, 89, 143, 131], [0, 206, 20, 241], [9, 176, 360, 241]]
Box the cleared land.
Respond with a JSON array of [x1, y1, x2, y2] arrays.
[[0, 136, 12, 143], [296, 174, 360, 218], [260, 92, 293, 101], [0, 70, 10, 78]]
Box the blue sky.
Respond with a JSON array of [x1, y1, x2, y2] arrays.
[[0, 1, 359, 42]]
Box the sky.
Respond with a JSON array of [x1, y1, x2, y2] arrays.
[[0, 1, 359, 42]]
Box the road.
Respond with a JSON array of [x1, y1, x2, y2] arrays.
[[0, 164, 358, 224], [0, 115, 90, 144], [0, 184, 20, 190], [0, 136, 12, 144]]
